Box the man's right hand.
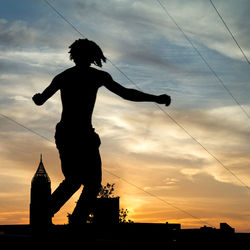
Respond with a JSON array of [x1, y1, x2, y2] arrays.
[[32, 93, 44, 105], [156, 94, 171, 106]]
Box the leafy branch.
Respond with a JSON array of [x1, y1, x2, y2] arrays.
[[98, 183, 116, 198]]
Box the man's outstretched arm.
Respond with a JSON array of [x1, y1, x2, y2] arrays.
[[103, 72, 171, 106], [32, 75, 61, 106]]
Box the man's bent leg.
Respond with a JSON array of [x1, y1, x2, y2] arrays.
[[66, 132, 102, 224], [51, 179, 81, 216]]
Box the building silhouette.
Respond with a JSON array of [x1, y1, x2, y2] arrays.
[[94, 197, 120, 224], [30, 154, 51, 231]]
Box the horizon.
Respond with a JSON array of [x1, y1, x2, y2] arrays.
[[0, 0, 250, 232]]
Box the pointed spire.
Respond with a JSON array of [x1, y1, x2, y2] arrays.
[[32, 154, 50, 183]]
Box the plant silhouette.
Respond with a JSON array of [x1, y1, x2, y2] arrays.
[[98, 183, 116, 199]]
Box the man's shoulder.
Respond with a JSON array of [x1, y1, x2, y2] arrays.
[[91, 67, 112, 80], [89, 67, 112, 83], [53, 67, 73, 78], [52, 67, 76, 82], [60, 67, 75, 75], [89, 67, 108, 75]]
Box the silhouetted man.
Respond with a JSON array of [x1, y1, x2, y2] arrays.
[[33, 39, 171, 225]]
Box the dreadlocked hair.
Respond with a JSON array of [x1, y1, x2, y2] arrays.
[[69, 39, 106, 67]]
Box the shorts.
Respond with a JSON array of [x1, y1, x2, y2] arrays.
[[54, 122, 102, 185]]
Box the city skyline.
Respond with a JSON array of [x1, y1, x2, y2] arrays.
[[0, 0, 250, 232]]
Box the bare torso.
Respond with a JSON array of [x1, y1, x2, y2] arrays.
[[58, 66, 103, 128]]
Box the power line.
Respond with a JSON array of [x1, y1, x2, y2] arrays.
[[0, 113, 53, 143], [154, 105, 250, 191], [155, 0, 250, 119], [43, 0, 86, 38], [209, 0, 250, 65]]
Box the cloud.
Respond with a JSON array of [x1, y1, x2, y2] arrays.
[[0, 17, 73, 51], [0, 19, 38, 49]]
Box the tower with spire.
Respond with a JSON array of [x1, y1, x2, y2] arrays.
[[30, 154, 51, 231]]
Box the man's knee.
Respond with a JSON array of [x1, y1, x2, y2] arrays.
[[61, 178, 81, 190]]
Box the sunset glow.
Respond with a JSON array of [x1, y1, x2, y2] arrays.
[[0, 0, 250, 232]]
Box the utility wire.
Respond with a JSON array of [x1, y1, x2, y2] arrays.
[[155, 0, 250, 119], [209, 0, 250, 65], [43, 0, 86, 38], [154, 105, 250, 190], [0, 113, 53, 143]]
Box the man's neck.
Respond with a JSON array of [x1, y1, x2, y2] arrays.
[[75, 63, 91, 69]]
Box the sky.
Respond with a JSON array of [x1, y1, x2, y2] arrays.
[[0, 0, 250, 232]]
